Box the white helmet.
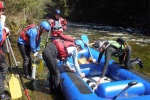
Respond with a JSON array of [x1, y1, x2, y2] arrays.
[[93, 40, 106, 50]]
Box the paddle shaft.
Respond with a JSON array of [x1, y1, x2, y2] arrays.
[[113, 81, 138, 99], [81, 35, 94, 59], [7, 38, 31, 100], [5, 38, 11, 66], [87, 45, 94, 59], [45, 29, 51, 47]]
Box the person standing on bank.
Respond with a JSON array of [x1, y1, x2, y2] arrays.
[[48, 9, 67, 41], [17, 21, 51, 80], [0, 1, 10, 72]]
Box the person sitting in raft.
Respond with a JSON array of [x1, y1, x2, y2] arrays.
[[93, 38, 143, 85]]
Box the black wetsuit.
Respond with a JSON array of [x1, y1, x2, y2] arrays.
[[98, 45, 132, 78], [42, 43, 60, 94], [17, 43, 32, 76]]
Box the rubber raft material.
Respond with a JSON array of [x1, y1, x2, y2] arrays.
[[95, 80, 145, 99], [66, 72, 92, 94]]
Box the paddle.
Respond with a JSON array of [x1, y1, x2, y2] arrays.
[[45, 29, 51, 47], [113, 81, 138, 99], [7, 37, 30, 100], [37, 55, 44, 74], [6, 37, 22, 99], [81, 35, 94, 61]]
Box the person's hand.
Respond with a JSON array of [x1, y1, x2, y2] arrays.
[[4, 27, 10, 33], [70, 68, 76, 72], [96, 77, 104, 86], [48, 19, 54, 24], [92, 59, 100, 64], [59, 28, 63, 32], [96, 79, 101, 86], [62, 19, 67, 25], [89, 57, 98, 64], [33, 52, 39, 57]]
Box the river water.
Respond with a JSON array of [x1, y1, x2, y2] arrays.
[[66, 22, 150, 45]]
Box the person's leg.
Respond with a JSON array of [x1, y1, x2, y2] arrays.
[[119, 52, 125, 64], [17, 43, 33, 80], [42, 44, 60, 94], [0, 53, 8, 72], [49, 71, 54, 94], [124, 45, 132, 69], [24, 45, 32, 76], [129, 58, 143, 68]]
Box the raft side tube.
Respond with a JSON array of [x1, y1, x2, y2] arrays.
[[95, 80, 145, 99], [108, 63, 150, 94], [60, 71, 100, 100]]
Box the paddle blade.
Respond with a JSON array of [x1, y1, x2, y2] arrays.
[[81, 35, 89, 45], [37, 60, 44, 73], [9, 74, 22, 99]]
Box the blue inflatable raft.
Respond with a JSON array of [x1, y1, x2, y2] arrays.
[[58, 43, 150, 100]]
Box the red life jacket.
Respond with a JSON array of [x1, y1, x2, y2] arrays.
[[20, 24, 40, 44], [53, 39, 75, 60], [50, 17, 67, 36], [60, 34, 74, 42], [0, 30, 6, 46]]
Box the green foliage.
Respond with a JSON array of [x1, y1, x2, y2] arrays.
[[4, 0, 53, 34], [52, 0, 69, 17]]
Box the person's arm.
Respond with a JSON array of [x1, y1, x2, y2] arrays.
[[59, 34, 74, 42], [98, 51, 104, 62], [58, 17, 67, 30], [1, 15, 6, 28], [27, 29, 38, 53], [36, 37, 41, 51], [48, 19, 54, 27], [61, 18, 67, 30]]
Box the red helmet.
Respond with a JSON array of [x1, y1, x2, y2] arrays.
[[0, 1, 4, 9]]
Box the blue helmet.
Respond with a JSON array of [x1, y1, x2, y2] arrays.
[[54, 9, 61, 15], [40, 21, 51, 31], [75, 40, 85, 49]]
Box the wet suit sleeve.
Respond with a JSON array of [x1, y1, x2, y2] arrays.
[[36, 37, 41, 51], [27, 29, 38, 53], [98, 51, 105, 62]]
